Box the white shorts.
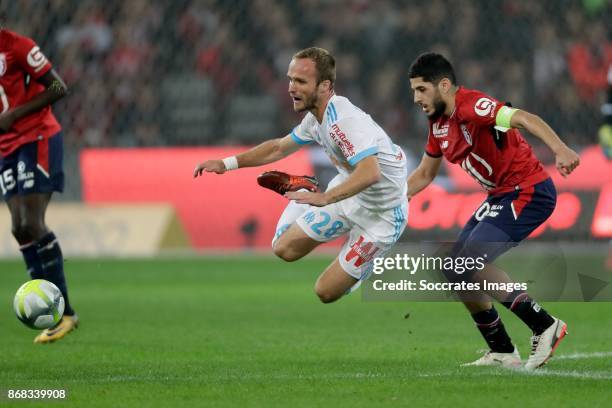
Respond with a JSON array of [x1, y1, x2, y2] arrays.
[[295, 178, 408, 280]]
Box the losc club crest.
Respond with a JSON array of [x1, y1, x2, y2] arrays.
[[0, 53, 6, 76]]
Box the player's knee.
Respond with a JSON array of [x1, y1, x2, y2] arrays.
[[314, 284, 341, 304], [12, 223, 32, 242], [11, 224, 24, 242], [272, 241, 301, 262], [315, 290, 340, 304], [13, 220, 45, 243]]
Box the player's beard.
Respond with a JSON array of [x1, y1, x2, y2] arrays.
[[428, 93, 447, 121], [296, 91, 318, 113]]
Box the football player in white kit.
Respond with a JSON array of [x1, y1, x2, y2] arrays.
[[194, 47, 408, 303]]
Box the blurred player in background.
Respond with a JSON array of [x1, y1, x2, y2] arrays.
[[0, 27, 77, 343], [407, 53, 580, 370], [194, 47, 408, 302]]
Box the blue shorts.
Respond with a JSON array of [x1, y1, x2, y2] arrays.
[[0, 132, 65, 201], [452, 178, 556, 263]]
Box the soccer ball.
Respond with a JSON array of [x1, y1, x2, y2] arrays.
[[13, 279, 65, 329]]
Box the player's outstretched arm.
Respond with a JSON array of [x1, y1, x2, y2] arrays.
[[509, 110, 580, 177], [0, 69, 68, 133], [407, 153, 442, 200], [285, 155, 381, 207], [193, 134, 301, 177]]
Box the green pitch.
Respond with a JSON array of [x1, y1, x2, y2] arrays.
[[1, 256, 611, 407]]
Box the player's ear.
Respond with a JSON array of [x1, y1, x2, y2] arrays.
[[318, 80, 331, 93], [438, 78, 451, 94]]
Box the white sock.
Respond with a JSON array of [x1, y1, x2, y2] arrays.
[[272, 193, 310, 247]]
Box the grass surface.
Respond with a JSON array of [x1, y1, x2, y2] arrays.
[[1, 256, 611, 407]]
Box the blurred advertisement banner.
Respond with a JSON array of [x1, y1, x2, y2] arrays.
[[81, 148, 314, 249], [593, 183, 612, 238], [407, 184, 602, 240], [79, 147, 610, 250], [0, 204, 188, 257]]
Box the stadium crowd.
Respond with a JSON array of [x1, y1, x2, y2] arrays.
[[2, 0, 610, 151]]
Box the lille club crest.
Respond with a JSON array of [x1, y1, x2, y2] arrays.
[[0, 53, 6, 76]]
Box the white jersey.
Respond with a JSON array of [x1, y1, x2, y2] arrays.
[[291, 94, 407, 211]]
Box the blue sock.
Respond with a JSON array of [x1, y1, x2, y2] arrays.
[[34, 232, 75, 316]]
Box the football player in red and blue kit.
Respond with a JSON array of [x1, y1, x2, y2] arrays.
[[0, 27, 77, 343], [407, 53, 580, 370]]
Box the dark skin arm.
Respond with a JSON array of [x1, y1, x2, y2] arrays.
[[0, 69, 68, 133]]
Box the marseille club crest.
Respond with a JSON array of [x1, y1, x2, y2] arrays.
[[0, 53, 6, 76]]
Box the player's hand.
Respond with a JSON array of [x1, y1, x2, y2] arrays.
[[285, 191, 329, 207], [193, 160, 226, 177], [554, 146, 580, 177], [0, 110, 16, 133]]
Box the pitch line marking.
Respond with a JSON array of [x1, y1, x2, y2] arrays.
[[555, 351, 612, 360], [520, 369, 612, 380]]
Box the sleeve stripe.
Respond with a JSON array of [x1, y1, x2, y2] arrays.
[[348, 147, 378, 166], [330, 103, 338, 121], [290, 131, 312, 145], [496, 106, 518, 129], [326, 103, 338, 122]]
